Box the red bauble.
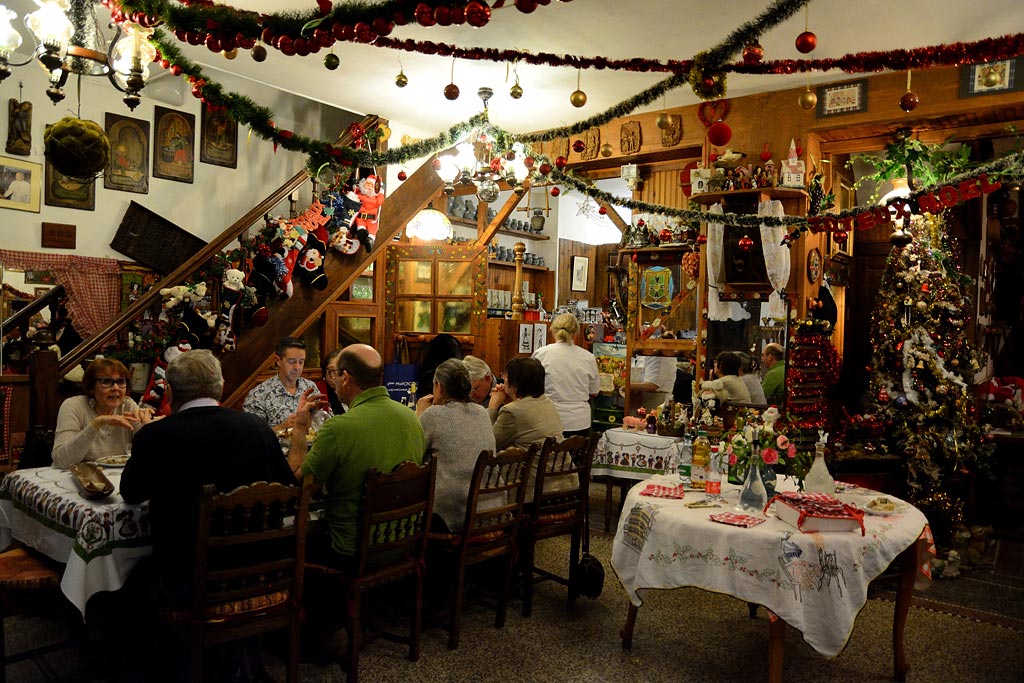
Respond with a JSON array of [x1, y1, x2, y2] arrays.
[[205, 36, 221, 53], [899, 91, 920, 112], [708, 151, 718, 163], [372, 18, 394, 36], [742, 42, 764, 64], [878, 389, 890, 403], [397, 170, 408, 181], [696, 235, 708, 245], [433, 6, 452, 25], [737, 235, 754, 252], [833, 229, 848, 243], [171, 64, 184, 75], [659, 228, 673, 242], [554, 155, 567, 170], [278, 36, 295, 55], [415, 3, 436, 26], [550, 187, 560, 197], [701, 77, 715, 91], [795, 30, 817, 54], [572, 139, 585, 153], [465, 1, 491, 27], [636, 219, 645, 228], [524, 156, 535, 168], [431, 158, 442, 171], [538, 162, 552, 175], [444, 83, 460, 100], [598, 206, 608, 215], [707, 121, 732, 147], [759, 143, 771, 161], [515, 0, 538, 12], [354, 22, 376, 43]]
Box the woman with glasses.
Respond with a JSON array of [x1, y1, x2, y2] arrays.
[[52, 358, 154, 468], [322, 348, 347, 416]]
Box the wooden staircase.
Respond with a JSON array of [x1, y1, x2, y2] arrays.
[[51, 114, 444, 412]]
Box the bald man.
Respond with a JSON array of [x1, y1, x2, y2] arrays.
[[289, 344, 425, 563]]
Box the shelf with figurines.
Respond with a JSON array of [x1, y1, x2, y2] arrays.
[[445, 196, 550, 240]]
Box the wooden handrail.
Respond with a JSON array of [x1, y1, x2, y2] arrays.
[[1, 285, 65, 338], [57, 114, 381, 379]]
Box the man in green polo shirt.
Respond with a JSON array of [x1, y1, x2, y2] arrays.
[[761, 343, 786, 406], [288, 343, 425, 562]]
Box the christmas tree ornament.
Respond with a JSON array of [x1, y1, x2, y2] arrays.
[[555, 155, 567, 170], [798, 87, 817, 110], [659, 228, 673, 243], [833, 229, 848, 244], [759, 143, 771, 162], [981, 65, 1002, 88], [742, 41, 764, 64], [570, 69, 587, 107], [550, 187, 560, 197], [538, 162, 552, 175], [599, 206, 608, 215], [524, 156, 535, 168], [395, 69, 408, 87], [397, 170, 407, 181], [515, 0, 538, 12], [465, 0, 491, 27], [572, 139, 585, 153], [444, 83, 460, 100], [655, 111, 670, 130], [900, 70, 919, 112], [222, 48, 237, 60], [600, 142, 613, 157], [251, 44, 267, 62], [738, 234, 754, 252], [795, 30, 817, 53], [707, 121, 732, 147], [323, 52, 340, 70], [510, 81, 523, 99]]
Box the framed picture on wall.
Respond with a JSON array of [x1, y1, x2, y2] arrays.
[[44, 160, 95, 210], [104, 113, 150, 193], [199, 102, 237, 168], [571, 256, 590, 292], [959, 58, 1023, 97], [153, 106, 195, 183], [0, 156, 41, 212], [815, 79, 868, 117]]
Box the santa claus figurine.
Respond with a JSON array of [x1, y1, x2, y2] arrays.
[[350, 174, 384, 253]]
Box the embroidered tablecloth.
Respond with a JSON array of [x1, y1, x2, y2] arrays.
[[611, 475, 932, 658], [592, 428, 684, 480], [0, 467, 152, 616]]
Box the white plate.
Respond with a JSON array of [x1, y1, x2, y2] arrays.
[[95, 455, 130, 467], [862, 497, 904, 516]]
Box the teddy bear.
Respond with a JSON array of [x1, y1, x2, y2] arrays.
[[214, 268, 246, 352]]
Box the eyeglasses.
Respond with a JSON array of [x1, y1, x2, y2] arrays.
[[95, 378, 127, 388], [326, 368, 339, 378]]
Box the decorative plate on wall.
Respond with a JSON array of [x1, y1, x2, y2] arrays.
[[807, 248, 822, 284]]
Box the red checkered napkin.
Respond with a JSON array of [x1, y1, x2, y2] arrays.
[[640, 484, 687, 499], [709, 512, 766, 528]]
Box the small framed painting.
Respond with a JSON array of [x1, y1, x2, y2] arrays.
[[959, 59, 1022, 98], [518, 323, 534, 354], [199, 102, 237, 168], [45, 160, 95, 210], [104, 113, 150, 194], [0, 156, 41, 212], [816, 79, 868, 118], [571, 255, 590, 292], [153, 106, 195, 183]]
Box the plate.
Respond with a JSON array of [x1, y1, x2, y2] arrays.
[[862, 497, 904, 516], [96, 454, 130, 467]]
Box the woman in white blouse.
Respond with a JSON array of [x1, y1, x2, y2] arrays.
[[532, 313, 600, 438]]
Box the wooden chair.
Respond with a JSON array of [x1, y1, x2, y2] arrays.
[[158, 476, 314, 683], [430, 445, 537, 650], [306, 459, 436, 683], [519, 433, 600, 617], [0, 545, 77, 683]]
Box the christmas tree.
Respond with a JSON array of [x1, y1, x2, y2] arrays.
[[861, 214, 991, 497]]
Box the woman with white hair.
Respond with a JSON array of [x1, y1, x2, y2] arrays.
[[532, 312, 600, 437], [461, 354, 495, 405]]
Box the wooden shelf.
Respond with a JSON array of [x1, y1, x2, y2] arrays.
[[446, 214, 550, 240], [488, 259, 549, 272], [688, 187, 809, 206], [633, 338, 696, 354]]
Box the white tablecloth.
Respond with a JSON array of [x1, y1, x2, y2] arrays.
[[592, 428, 684, 480], [0, 467, 152, 616], [611, 475, 932, 657]]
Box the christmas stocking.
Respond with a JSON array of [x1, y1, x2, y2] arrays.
[[245, 255, 277, 327], [274, 220, 309, 298], [330, 191, 363, 255]]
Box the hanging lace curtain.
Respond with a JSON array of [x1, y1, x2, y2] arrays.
[[705, 204, 750, 322], [758, 199, 791, 321]]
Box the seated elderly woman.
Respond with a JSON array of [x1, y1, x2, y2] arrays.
[[52, 358, 154, 468], [487, 357, 570, 501], [416, 358, 497, 532]]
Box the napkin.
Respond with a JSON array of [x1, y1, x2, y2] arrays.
[[709, 512, 766, 528], [640, 484, 687, 499]]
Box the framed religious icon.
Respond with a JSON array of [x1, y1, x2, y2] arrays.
[[807, 247, 823, 285], [960, 58, 1023, 98], [0, 156, 41, 212], [816, 79, 868, 118], [153, 106, 195, 183], [199, 102, 238, 168], [105, 113, 150, 193], [44, 160, 95, 210]]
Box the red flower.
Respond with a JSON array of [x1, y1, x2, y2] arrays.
[[761, 447, 779, 465]]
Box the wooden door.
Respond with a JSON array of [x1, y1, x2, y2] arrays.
[[839, 240, 893, 411]]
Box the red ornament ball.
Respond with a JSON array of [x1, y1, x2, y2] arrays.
[[833, 229, 848, 244], [465, 0, 491, 27], [444, 83, 460, 100], [538, 162, 552, 175], [524, 156, 535, 168], [899, 91, 920, 112], [550, 187, 560, 197], [431, 158, 442, 171], [742, 42, 764, 64], [707, 121, 732, 147], [415, 3, 437, 26], [659, 228, 673, 242], [515, 0, 538, 12], [397, 170, 408, 181], [572, 139, 585, 153], [636, 219, 645, 228], [598, 206, 607, 215], [795, 30, 817, 54], [696, 235, 708, 245], [554, 155, 567, 170], [701, 77, 715, 91], [737, 235, 754, 252]]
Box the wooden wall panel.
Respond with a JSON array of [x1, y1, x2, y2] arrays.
[[556, 239, 598, 306], [636, 168, 688, 210]]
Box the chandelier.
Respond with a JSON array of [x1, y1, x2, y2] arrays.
[[0, 0, 158, 109], [435, 87, 530, 202]]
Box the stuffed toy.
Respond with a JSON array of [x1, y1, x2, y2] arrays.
[[294, 201, 331, 290], [159, 281, 206, 309], [328, 189, 364, 254], [268, 216, 308, 299], [214, 268, 246, 352], [246, 252, 279, 327], [350, 174, 383, 253], [141, 342, 192, 416], [178, 305, 216, 349]]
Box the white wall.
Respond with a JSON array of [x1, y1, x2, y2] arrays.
[[0, 63, 362, 258], [555, 177, 630, 246]]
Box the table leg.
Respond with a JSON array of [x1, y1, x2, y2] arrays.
[[620, 603, 638, 650], [767, 613, 784, 683], [892, 542, 917, 682], [604, 478, 614, 533]]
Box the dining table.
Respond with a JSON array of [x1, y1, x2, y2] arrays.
[[611, 475, 935, 683], [591, 428, 683, 531], [0, 466, 151, 617]]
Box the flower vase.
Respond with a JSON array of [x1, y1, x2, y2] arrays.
[[762, 462, 777, 499], [738, 453, 768, 513]]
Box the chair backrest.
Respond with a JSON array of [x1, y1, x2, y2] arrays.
[[353, 459, 437, 575], [190, 475, 314, 617], [460, 445, 537, 547], [531, 433, 600, 522]]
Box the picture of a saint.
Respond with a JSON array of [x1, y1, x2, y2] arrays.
[[200, 102, 238, 168], [105, 114, 150, 194], [153, 107, 195, 183]]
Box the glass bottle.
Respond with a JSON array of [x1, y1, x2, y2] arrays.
[[407, 382, 418, 410], [738, 438, 768, 512], [678, 432, 693, 486], [762, 459, 777, 499], [691, 430, 710, 490], [804, 442, 835, 494], [704, 444, 722, 501]]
